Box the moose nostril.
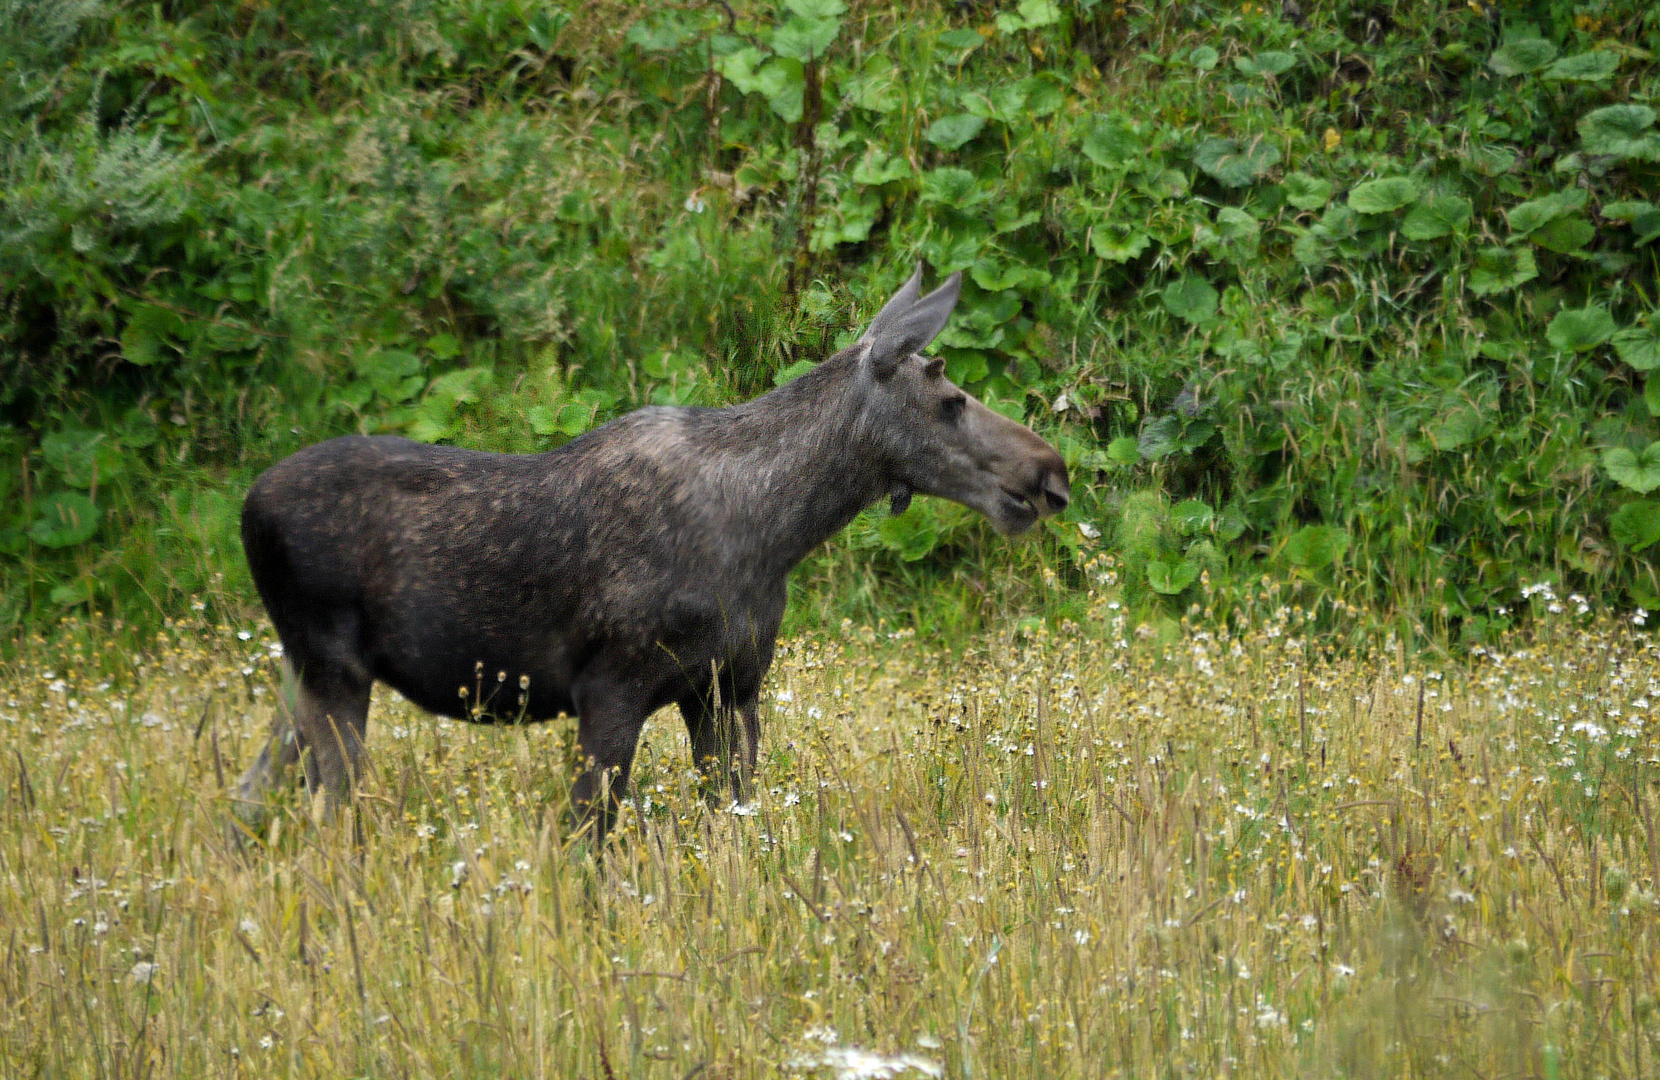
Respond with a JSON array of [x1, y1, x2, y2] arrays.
[[1043, 474, 1070, 513]]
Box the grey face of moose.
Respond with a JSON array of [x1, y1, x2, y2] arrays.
[[855, 267, 1071, 535]]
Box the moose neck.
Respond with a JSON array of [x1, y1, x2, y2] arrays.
[[715, 355, 890, 579]]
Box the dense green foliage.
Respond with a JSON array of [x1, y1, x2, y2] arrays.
[[3, 0, 1659, 644]]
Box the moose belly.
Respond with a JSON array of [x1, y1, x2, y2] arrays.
[[367, 630, 583, 723]]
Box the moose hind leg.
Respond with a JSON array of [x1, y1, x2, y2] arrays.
[[679, 694, 761, 805], [230, 661, 303, 835], [292, 667, 373, 814]]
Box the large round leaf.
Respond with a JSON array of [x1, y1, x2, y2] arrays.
[[29, 492, 100, 548], [1579, 105, 1657, 158], [1161, 274, 1218, 324], [1603, 444, 1660, 494], [1546, 305, 1616, 353], [1401, 195, 1472, 240], [1543, 51, 1618, 83], [925, 113, 985, 151], [1283, 525, 1347, 570], [1614, 325, 1660, 371], [1487, 38, 1557, 76], [1467, 246, 1537, 297], [1611, 500, 1660, 552], [1193, 137, 1280, 187], [1146, 558, 1199, 595], [1281, 172, 1332, 210], [1347, 177, 1419, 214]]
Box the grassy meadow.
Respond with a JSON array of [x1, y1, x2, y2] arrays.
[[5, 574, 1660, 1078]]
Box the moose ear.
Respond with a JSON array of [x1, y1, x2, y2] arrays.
[[860, 266, 961, 379]]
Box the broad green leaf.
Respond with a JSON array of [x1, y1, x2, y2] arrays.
[[1080, 114, 1140, 170], [1146, 558, 1199, 595], [920, 225, 988, 274], [1487, 38, 1557, 76], [1646, 375, 1660, 417], [1015, 0, 1061, 26], [1505, 187, 1588, 234], [1161, 274, 1218, 324], [1291, 228, 1331, 267], [717, 46, 771, 95], [1530, 215, 1595, 254], [1347, 177, 1419, 214], [1426, 409, 1480, 452], [1603, 443, 1660, 494], [771, 16, 839, 61], [925, 113, 985, 151], [1543, 50, 1619, 82], [851, 146, 913, 185], [786, 0, 845, 17], [1194, 137, 1280, 187], [937, 28, 983, 50], [1090, 222, 1151, 263], [355, 348, 424, 401], [1401, 195, 1472, 240], [1171, 499, 1215, 534], [526, 404, 563, 436], [407, 412, 454, 444], [119, 304, 185, 367], [919, 167, 989, 209], [1247, 50, 1296, 76], [426, 333, 461, 360], [766, 60, 806, 121], [945, 352, 989, 385], [1189, 45, 1219, 71], [1138, 416, 1183, 460], [993, 204, 1040, 233], [1603, 200, 1656, 223], [1467, 246, 1537, 296], [877, 510, 940, 561], [625, 15, 692, 52], [1283, 524, 1347, 570], [1464, 144, 1517, 177], [50, 579, 94, 608], [1546, 305, 1616, 352], [40, 430, 122, 488], [1614, 325, 1660, 371], [1134, 167, 1190, 201], [1017, 74, 1066, 117], [810, 188, 880, 250], [1579, 104, 1658, 158], [969, 258, 1046, 291], [29, 492, 99, 548], [1106, 436, 1141, 465], [1281, 172, 1332, 210], [1611, 500, 1660, 552], [995, 0, 1060, 33], [1214, 206, 1258, 240], [426, 367, 489, 407]]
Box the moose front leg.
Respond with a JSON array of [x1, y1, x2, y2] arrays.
[[569, 680, 653, 845], [679, 692, 760, 806]]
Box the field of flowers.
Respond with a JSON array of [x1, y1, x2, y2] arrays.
[[4, 578, 1660, 1077]]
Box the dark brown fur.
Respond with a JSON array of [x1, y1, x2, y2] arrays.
[[233, 268, 1069, 841]]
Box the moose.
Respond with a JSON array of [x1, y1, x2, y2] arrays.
[[233, 266, 1070, 841]]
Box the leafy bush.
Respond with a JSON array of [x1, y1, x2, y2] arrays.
[[2, 0, 1659, 646]]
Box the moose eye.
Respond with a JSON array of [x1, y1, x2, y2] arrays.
[[940, 395, 967, 423]]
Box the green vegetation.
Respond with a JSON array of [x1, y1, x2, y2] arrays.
[[7, 594, 1660, 1076], [3, 0, 1660, 646]]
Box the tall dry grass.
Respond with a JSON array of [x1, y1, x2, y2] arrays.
[[4, 579, 1660, 1077]]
